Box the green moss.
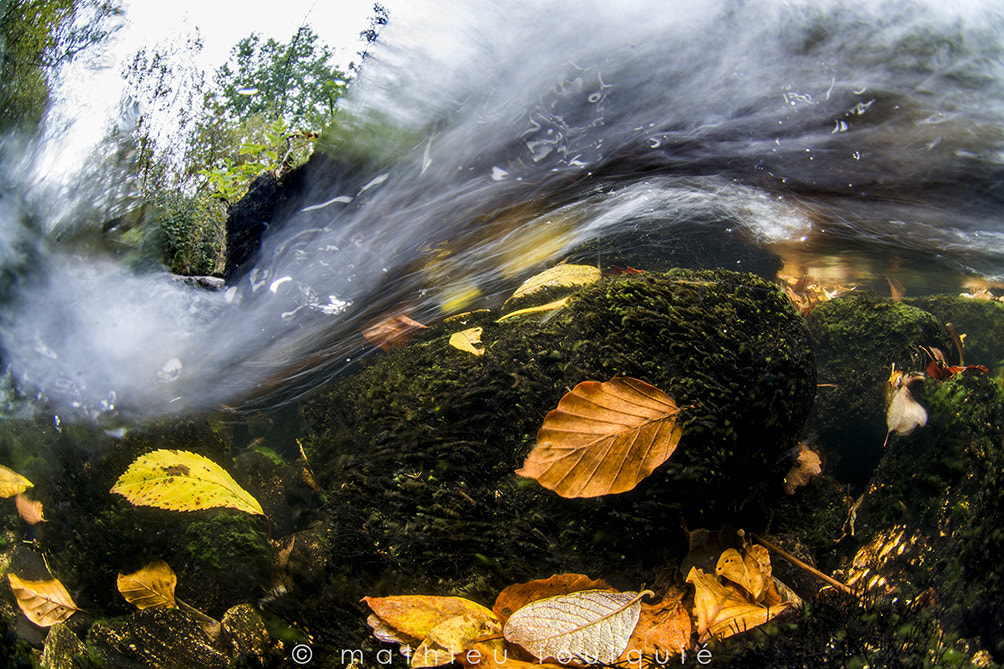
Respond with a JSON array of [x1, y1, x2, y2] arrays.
[[904, 295, 1004, 375]]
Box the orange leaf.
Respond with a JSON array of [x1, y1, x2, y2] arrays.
[[783, 443, 822, 495], [117, 560, 178, 610], [516, 377, 683, 498], [493, 574, 611, 622], [363, 595, 496, 644], [618, 593, 691, 660], [715, 545, 771, 602], [7, 574, 81, 627], [686, 567, 791, 641], [14, 493, 45, 524], [362, 314, 428, 351]]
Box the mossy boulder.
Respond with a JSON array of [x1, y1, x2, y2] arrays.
[[904, 295, 1004, 375], [299, 268, 815, 644], [806, 291, 951, 486]]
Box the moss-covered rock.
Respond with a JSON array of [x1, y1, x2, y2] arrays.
[[806, 291, 950, 486], [904, 295, 1004, 376], [298, 268, 815, 647]]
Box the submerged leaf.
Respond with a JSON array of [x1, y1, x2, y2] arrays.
[[0, 465, 33, 498], [618, 593, 691, 660], [783, 443, 822, 495], [493, 573, 611, 622], [117, 560, 178, 610], [8, 574, 81, 627], [449, 327, 485, 356], [14, 493, 45, 524], [111, 449, 264, 515], [413, 614, 504, 668], [687, 566, 791, 642], [496, 297, 570, 322], [884, 369, 927, 443], [363, 595, 497, 646], [715, 546, 771, 601], [503, 589, 647, 664], [506, 264, 601, 304], [517, 377, 683, 498], [363, 314, 428, 351]]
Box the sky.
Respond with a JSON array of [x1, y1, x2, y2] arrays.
[[41, 0, 400, 179]]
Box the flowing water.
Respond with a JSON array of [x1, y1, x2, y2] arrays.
[[1, 0, 1002, 421]]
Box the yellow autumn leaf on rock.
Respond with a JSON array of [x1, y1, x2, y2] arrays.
[[507, 264, 601, 304], [449, 327, 485, 356], [0, 464, 33, 498], [496, 297, 571, 322], [117, 560, 178, 610], [111, 449, 264, 516], [8, 574, 81, 627]]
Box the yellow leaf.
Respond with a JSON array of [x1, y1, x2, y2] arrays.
[[7, 574, 81, 627], [413, 614, 504, 668], [117, 560, 178, 610], [516, 377, 683, 498], [715, 546, 770, 602], [0, 464, 33, 498], [363, 595, 497, 644], [495, 297, 570, 323], [686, 567, 790, 642], [111, 449, 264, 516], [506, 264, 601, 304], [503, 589, 649, 664], [449, 327, 485, 356]]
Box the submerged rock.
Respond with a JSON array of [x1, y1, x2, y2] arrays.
[[299, 267, 815, 645]]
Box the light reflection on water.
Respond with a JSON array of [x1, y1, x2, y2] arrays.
[[1, 0, 1003, 421]]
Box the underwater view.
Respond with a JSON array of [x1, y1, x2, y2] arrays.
[[1, 0, 1004, 666]]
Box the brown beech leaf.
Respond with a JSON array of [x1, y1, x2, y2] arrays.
[[686, 567, 791, 642], [413, 614, 504, 668], [516, 377, 683, 498], [618, 593, 691, 660], [117, 560, 178, 610], [362, 314, 428, 351], [502, 589, 649, 664], [0, 464, 33, 498], [715, 545, 771, 602], [7, 574, 81, 627], [14, 493, 45, 524], [783, 443, 823, 495], [363, 595, 497, 646], [493, 573, 611, 622]]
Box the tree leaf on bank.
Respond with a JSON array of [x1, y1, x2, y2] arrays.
[[502, 589, 649, 664], [111, 449, 264, 516], [516, 377, 683, 498], [7, 574, 81, 627], [0, 465, 33, 498], [117, 560, 178, 610], [493, 573, 611, 622], [14, 492, 45, 524], [449, 327, 485, 356]]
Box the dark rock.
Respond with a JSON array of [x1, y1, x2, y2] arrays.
[[224, 173, 279, 282], [220, 604, 272, 664], [88, 608, 228, 669]]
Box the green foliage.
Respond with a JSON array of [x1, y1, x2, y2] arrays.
[[155, 191, 226, 276]]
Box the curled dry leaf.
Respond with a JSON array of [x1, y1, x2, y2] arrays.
[[516, 377, 683, 498], [7, 574, 81, 627], [715, 546, 771, 602], [111, 449, 264, 516], [783, 443, 823, 495], [117, 560, 178, 610], [687, 565, 791, 642], [363, 314, 428, 351], [14, 492, 45, 524], [493, 573, 611, 622], [502, 589, 649, 664], [0, 464, 33, 498], [449, 327, 485, 356]]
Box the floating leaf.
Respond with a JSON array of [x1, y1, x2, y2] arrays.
[[686, 567, 791, 642], [493, 573, 611, 622], [516, 377, 683, 498], [496, 297, 570, 322], [363, 595, 497, 646], [618, 594, 691, 660], [0, 465, 33, 498], [14, 493, 45, 524], [413, 614, 504, 668], [363, 314, 428, 351], [8, 574, 81, 627], [117, 560, 178, 610], [506, 264, 601, 304], [111, 449, 264, 515], [503, 589, 648, 664], [449, 327, 485, 356]]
